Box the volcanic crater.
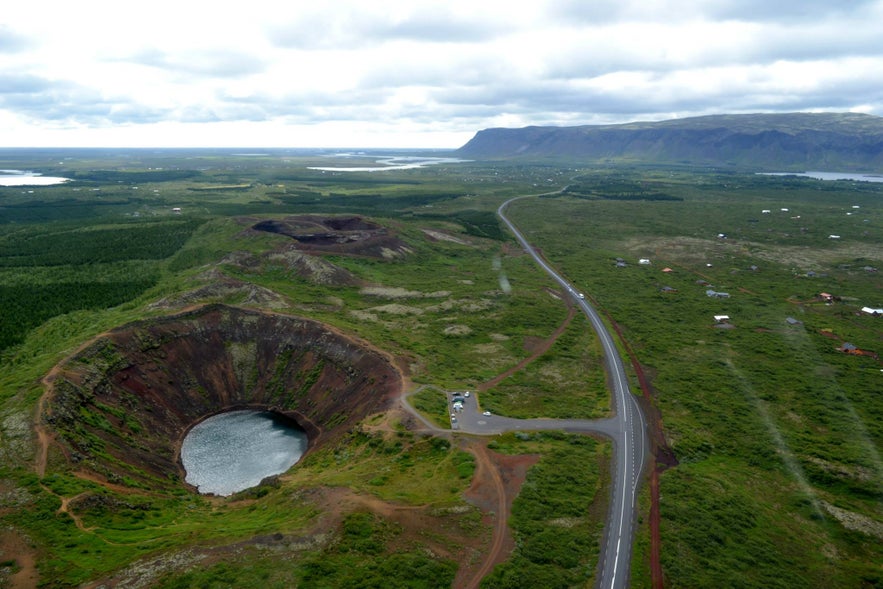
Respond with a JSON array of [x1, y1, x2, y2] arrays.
[[250, 215, 413, 258], [41, 305, 401, 492]]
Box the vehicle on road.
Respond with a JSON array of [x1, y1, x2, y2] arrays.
[[482, 411, 491, 416], [497, 194, 647, 589]]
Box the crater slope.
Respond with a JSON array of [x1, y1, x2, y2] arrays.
[[41, 304, 401, 491]]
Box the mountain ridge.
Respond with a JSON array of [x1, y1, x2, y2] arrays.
[[456, 112, 883, 170]]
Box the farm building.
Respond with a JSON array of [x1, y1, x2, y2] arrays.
[[838, 342, 880, 359], [713, 315, 732, 328]]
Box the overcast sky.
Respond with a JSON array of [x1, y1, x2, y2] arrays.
[[2, 0, 882, 148]]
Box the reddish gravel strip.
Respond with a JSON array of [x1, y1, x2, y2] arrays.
[[598, 303, 673, 589], [649, 468, 663, 588]]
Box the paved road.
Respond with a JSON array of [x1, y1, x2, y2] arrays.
[[449, 392, 620, 437], [490, 195, 649, 589]]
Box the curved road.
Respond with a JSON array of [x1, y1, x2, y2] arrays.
[[494, 195, 649, 589]]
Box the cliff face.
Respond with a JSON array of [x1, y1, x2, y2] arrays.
[[43, 305, 401, 490], [456, 112, 883, 171]]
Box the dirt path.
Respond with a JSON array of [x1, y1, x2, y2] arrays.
[[460, 443, 507, 589], [35, 323, 122, 477], [55, 492, 93, 533], [397, 292, 582, 587], [34, 363, 62, 477], [381, 394, 535, 589], [458, 442, 538, 589], [478, 295, 575, 391]]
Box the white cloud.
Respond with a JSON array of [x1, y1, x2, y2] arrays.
[[1, 0, 882, 147]]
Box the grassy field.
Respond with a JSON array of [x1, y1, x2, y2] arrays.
[[0, 151, 880, 587], [483, 432, 608, 589], [505, 170, 882, 588]]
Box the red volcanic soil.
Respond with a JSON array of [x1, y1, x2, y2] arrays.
[[40, 305, 401, 490]]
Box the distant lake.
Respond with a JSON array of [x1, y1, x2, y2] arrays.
[[760, 171, 883, 183], [308, 155, 467, 172], [181, 410, 308, 496], [0, 169, 70, 186]]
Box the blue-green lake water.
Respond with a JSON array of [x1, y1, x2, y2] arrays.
[[181, 410, 308, 496]]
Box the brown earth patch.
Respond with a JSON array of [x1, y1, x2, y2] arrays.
[[0, 529, 38, 589], [344, 406, 537, 587], [460, 441, 539, 589], [522, 336, 545, 354]]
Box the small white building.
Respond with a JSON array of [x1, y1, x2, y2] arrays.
[[714, 315, 730, 323], [861, 306, 883, 316]]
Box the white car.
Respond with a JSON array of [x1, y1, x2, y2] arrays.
[[482, 411, 491, 416]]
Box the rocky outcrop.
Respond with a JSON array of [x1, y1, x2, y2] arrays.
[[42, 305, 401, 490]]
